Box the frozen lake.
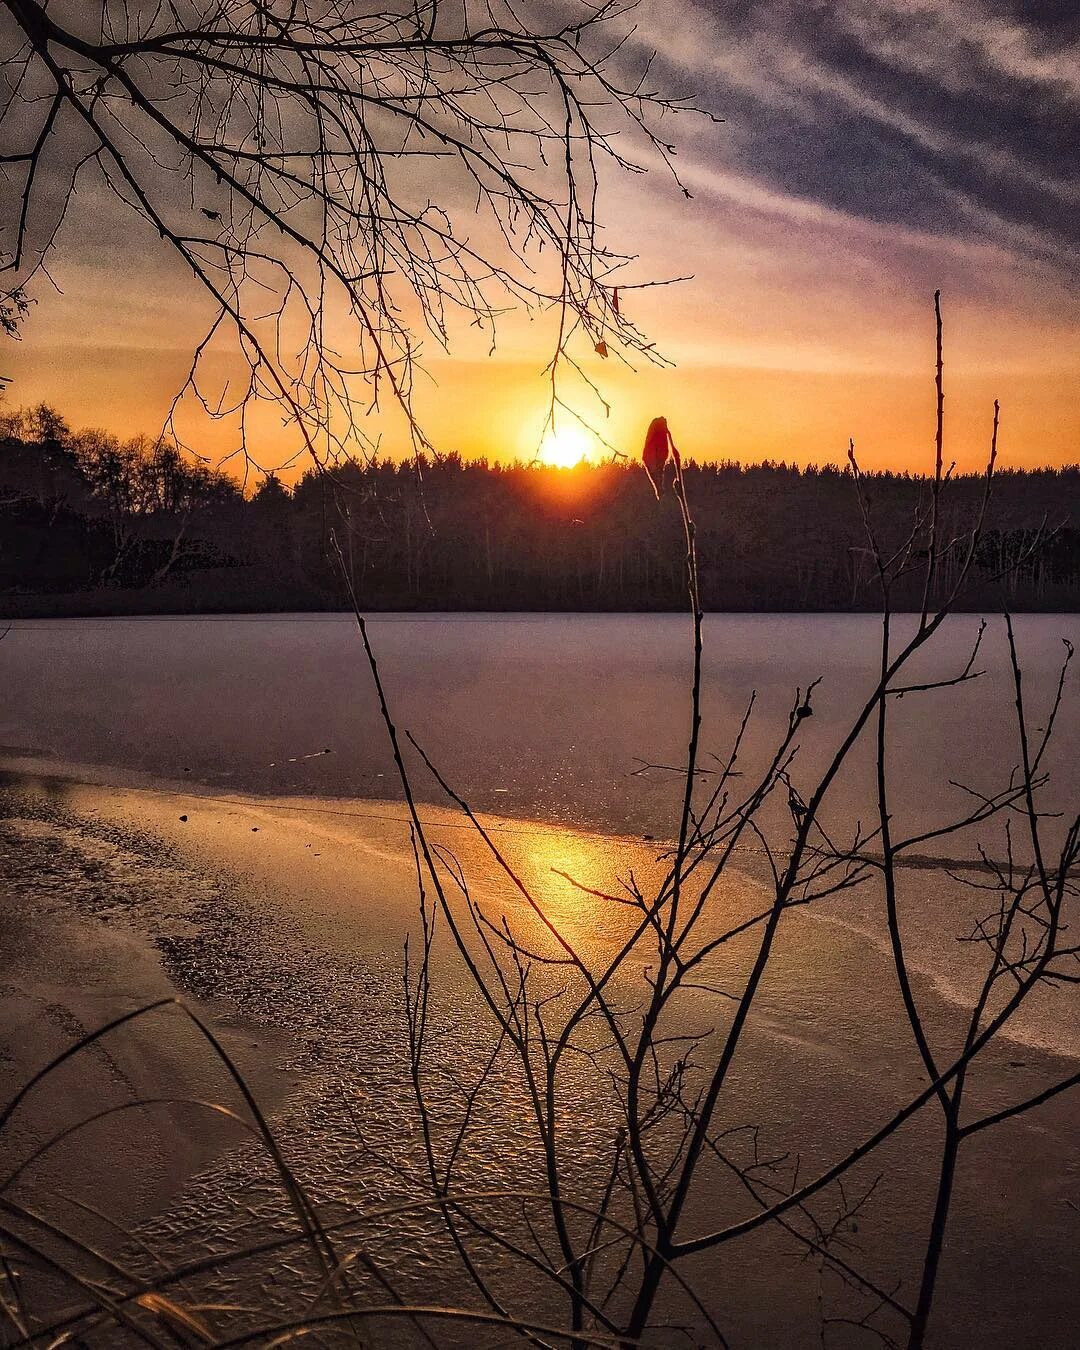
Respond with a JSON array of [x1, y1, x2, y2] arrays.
[[1, 612, 1077, 1346], [2, 611, 1077, 840]]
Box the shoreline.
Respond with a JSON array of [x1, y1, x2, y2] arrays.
[[0, 781, 303, 1246], [1, 767, 1077, 1345], [5, 759, 1078, 1061], [5, 604, 1080, 620]]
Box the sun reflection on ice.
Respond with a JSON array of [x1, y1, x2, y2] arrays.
[[455, 818, 670, 961]]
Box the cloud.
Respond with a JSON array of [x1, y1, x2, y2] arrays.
[[633, 0, 1079, 270]]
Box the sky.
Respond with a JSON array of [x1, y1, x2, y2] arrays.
[[2, 0, 1077, 475]]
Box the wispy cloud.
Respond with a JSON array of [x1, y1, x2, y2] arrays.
[[634, 0, 1079, 271]]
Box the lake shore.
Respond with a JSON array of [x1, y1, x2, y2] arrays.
[[1, 765, 1077, 1346], [0, 782, 302, 1250]]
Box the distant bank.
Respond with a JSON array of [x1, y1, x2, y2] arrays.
[[4, 594, 1080, 618], [3, 404, 1079, 615]]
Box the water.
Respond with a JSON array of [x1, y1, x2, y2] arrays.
[[1, 612, 1078, 1346], [2, 611, 1077, 841], [5, 610, 1078, 1064]]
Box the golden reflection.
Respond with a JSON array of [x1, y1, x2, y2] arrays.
[[459, 818, 669, 960]]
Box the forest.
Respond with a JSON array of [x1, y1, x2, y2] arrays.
[[1, 402, 1078, 614]]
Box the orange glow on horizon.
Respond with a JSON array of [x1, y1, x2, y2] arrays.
[[538, 423, 594, 469], [6, 321, 1079, 480]]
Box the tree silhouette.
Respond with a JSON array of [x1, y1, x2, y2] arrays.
[[3, 404, 1079, 612], [1, 0, 696, 472]]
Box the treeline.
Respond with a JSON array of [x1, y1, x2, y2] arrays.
[[2, 403, 1079, 614]]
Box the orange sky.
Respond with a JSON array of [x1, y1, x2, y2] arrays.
[[6, 213, 1074, 479], [3, 0, 1077, 478]]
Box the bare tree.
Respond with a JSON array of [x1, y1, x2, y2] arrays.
[[0, 281, 27, 340], [0, 300, 1075, 1348], [1, 3, 1076, 1338], [336, 296, 1078, 1348], [0, 271, 28, 388], [1, 0, 695, 476]]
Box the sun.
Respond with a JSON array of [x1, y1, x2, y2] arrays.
[[539, 423, 592, 468]]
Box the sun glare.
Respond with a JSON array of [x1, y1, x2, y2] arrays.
[[539, 423, 591, 468]]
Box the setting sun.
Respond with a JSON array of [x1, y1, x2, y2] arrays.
[[539, 423, 592, 468]]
